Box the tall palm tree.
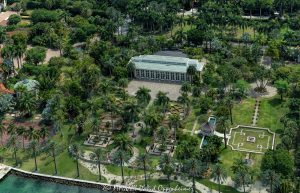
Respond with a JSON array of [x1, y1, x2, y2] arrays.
[[70, 144, 80, 178], [136, 153, 150, 187], [27, 126, 40, 142], [113, 133, 133, 152], [177, 92, 191, 118], [224, 96, 233, 124], [47, 142, 58, 175], [168, 113, 180, 144], [136, 87, 151, 106], [112, 150, 129, 184], [184, 158, 205, 193], [127, 61, 135, 79], [211, 163, 227, 193], [159, 154, 174, 187], [144, 109, 160, 134], [90, 148, 103, 181], [7, 134, 18, 166], [29, 140, 38, 172]]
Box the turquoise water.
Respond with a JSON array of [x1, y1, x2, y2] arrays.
[[0, 174, 110, 193]]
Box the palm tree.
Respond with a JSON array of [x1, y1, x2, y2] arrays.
[[177, 92, 191, 118], [38, 127, 49, 144], [70, 144, 80, 178], [216, 116, 229, 149], [27, 126, 40, 142], [112, 150, 129, 184], [47, 142, 58, 175], [181, 82, 192, 94], [168, 113, 180, 144], [159, 154, 174, 187], [16, 126, 27, 149], [187, 65, 197, 84], [155, 91, 170, 114], [224, 96, 233, 124], [127, 61, 135, 79], [113, 133, 133, 152], [144, 110, 160, 134], [90, 148, 103, 181], [137, 153, 150, 187], [123, 99, 140, 125], [211, 164, 227, 193], [234, 170, 252, 193], [157, 126, 168, 150], [261, 170, 281, 193], [16, 91, 36, 117], [7, 123, 16, 136], [29, 140, 38, 172], [184, 158, 205, 193], [7, 134, 18, 166], [136, 87, 151, 106]]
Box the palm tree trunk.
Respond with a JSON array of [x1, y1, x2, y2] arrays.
[[143, 160, 147, 187], [121, 158, 125, 184], [98, 161, 102, 181], [34, 148, 38, 171], [53, 149, 57, 175], [14, 148, 17, 166], [76, 158, 80, 178], [168, 175, 171, 188], [223, 130, 227, 149], [192, 176, 196, 193], [218, 176, 221, 193]]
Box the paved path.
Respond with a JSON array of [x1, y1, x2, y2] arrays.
[[0, 164, 11, 180], [252, 99, 260, 126], [191, 118, 198, 136]]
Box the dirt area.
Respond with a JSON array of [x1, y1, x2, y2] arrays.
[[13, 45, 61, 68], [0, 11, 18, 26], [127, 80, 182, 101]]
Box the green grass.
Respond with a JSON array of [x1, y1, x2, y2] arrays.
[[197, 179, 242, 193], [235, 27, 255, 39], [135, 179, 199, 193], [228, 127, 274, 153], [256, 97, 287, 132], [105, 165, 144, 176], [232, 98, 256, 126]]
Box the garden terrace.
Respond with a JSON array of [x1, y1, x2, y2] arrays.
[[228, 125, 276, 154]]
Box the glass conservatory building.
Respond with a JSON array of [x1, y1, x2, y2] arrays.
[[130, 55, 204, 82]]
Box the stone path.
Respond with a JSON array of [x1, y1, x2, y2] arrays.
[[190, 118, 199, 136], [126, 147, 139, 166], [252, 99, 260, 126]]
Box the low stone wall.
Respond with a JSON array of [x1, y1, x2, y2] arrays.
[[8, 168, 159, 193]]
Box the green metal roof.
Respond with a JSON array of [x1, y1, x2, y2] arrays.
[[131, 55, 204, 73]]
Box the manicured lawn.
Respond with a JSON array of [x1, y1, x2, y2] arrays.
[[232, 98, 255, 126], [1, 148, 107, 183], [135, 179, 200, 193], [197, 179, 242, 193], [105, 164, 144, 176], [256, 97, 287, 132], [228, 126, 275, 153]]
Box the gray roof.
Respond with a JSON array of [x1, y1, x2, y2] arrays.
[[130, 55, 204, 73]]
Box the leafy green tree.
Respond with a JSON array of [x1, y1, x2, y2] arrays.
[[261, 149, 294, 177], [159, 154, 175, 187], [155, 91, 170, 114], [25, 47, 47, 65], [136, 87, 151, 107], [8, 14, 21, 25], [16, 91, 36, 117], [211, 164, 227, 193], [274, 80, 289, 101]]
